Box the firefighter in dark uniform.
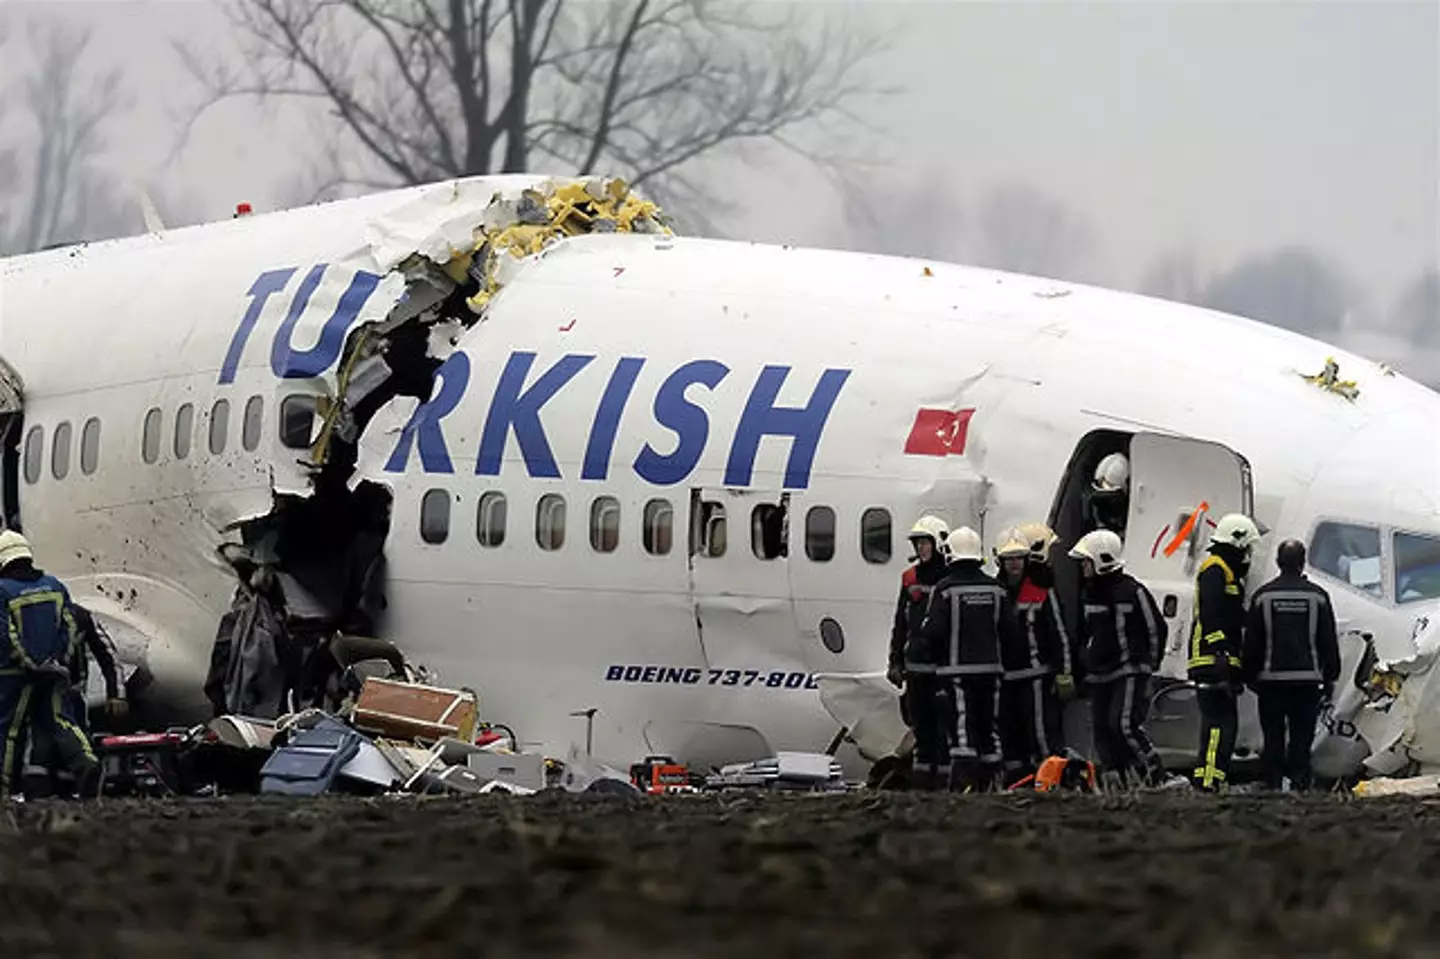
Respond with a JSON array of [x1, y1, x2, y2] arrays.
[[993, 525, 1071, 786], [1188, 513, 1262, 792], [919, 526, 1017, 792], [1242, 539, 1340, 791], [1069, 529, 1170, 789], [0, 531, 100, 800], [887, 515, 951, 791]]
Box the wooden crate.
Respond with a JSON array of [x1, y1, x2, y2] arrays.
[[351, 677, 478, 743]]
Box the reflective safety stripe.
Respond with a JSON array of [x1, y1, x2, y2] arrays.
[[1257, 669, 1323, 681], [0, 683, 33, 798], [1195, 726, 1226, 788], [953, 680, 973, 757], [1188, 654, 1217, 668], [1224, 585, 1240, 595], [1032, 676, 1050, 756], [51, 685, 94, 763]]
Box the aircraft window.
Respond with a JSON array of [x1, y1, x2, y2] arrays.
[[693, 500, 727, 558], [861, 508, 893, 564], [1395, 531, 1440, 604], [80, 418, 101, 475], [174, 403, 194, 460], [142, 408, 161, 464], [279, 395, 317, 450], [806, 506, 836, 562], [209, 399, 230, 455], [51, 421, 72, 480], [420, 488, 450, 545], [1310, 521, 1383, 597], [751, 504, 787, 560], [242, 395, 264, 452], [590, 496, 621, 553], [476, 492, 507, 548], [643, 498, 673, 556], [22, 427, 42, 485], [536, 494, 566, 551]]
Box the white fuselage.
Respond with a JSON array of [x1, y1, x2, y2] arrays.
[[2, 176, 1437, 773]]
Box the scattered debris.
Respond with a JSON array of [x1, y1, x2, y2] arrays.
[[1300, 356, 1360, 401]]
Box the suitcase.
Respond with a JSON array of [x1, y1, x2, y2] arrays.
[[351, 677, 478, 743]]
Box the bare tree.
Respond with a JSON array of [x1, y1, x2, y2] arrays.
[[0, 19, 133, 254], [1390, 268, 1440, 347], [1197, 246, 1355, 336], [968, 183, 1099, 282], [1139, 248, 1207, 305], [175, 0, 892, 215], [840, 164, 970, 262]]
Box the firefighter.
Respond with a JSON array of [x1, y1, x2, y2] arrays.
[[1068, 529, 1169, 788], [887, 515, 952, 791], [69, 605, 127, 729], [0, 531, 99, 800], [1188, 513, 1262, 792], [1086, 452, 1130, 537], [919, 526, 1016, 792], [1242, 539, 1340, 791], [1016, 521, 1077, 703], [993, 526, 1070, 786]]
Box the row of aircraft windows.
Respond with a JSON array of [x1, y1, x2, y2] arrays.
[[418, 490, 896, 564], [22, 395, 303, 484]]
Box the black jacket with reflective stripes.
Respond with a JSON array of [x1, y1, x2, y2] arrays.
[[889, 557, 948, 673], [918, 561, 1016, 676], [1079, 572, 1167, 683], [1242, 572, 1340, 684], [1001, 576, 1072, 679], [1188, 550, 1247, 685]]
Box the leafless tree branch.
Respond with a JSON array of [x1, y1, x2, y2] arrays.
[[175, 0, 894, 215]]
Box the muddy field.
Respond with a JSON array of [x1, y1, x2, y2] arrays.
[[1, 791, 1437, 957]]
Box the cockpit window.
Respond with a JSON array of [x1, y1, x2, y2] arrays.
[[1395, 531, 1440, 604], [1309, 521, 1383, 597]]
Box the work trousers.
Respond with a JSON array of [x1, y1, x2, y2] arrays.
[[999, 675, 1064, 786], [946, 675, 1001, 793], [907, 673, 950, 791], [1256, 683, 1322, 791], [0, 675, 99, 800], [1192, 684, 1238, 792], [1089, 673, 1163, 786]]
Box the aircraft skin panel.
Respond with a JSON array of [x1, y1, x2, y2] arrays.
[[0, 176, 1436, 772]]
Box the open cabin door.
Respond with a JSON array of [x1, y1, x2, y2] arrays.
[[0, 358, 24, 530], [1122, 432, 1253, 677]]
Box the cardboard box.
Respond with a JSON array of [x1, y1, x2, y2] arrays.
[[351, 677, 478, 743]]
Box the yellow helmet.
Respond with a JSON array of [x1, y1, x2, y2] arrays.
[[993, 526, 1029, 559], [1016, 522, 1059, 562]]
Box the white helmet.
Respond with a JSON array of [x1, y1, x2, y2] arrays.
[[0, 530, 33, 568], [1015, 522, 1058, 563], [904, 515, 950, 544], [946, 526, 985, 562], [1093, 452, 1130, 493], [993, 526, 1029, 559], [1068, 529, 1125, 574], [1210, 513, 1262, 553]]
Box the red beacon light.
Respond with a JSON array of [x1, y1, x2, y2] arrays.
[[234, 202, 253, 217]]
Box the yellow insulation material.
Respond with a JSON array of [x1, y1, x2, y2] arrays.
[[459, 177, 671, 314]]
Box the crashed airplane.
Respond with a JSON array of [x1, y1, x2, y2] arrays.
[[0, 174, 1437, 782]]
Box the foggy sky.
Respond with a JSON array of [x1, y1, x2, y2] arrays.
[[3, 0, 1437, 357]]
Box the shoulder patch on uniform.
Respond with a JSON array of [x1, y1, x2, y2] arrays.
[[1017, 580, 1048, 605], [902, 566, 918, 588]]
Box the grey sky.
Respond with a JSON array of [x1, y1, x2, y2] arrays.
[[4, 0, 1437, 320]]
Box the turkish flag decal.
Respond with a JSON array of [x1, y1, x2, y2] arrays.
[[903, 408, 974, 456]]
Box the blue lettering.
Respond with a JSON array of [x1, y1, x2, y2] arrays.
[[220, 269, 295, 385], [784, 672, 804, 689], [606, 665, 624, 681], [724, 366, 851, 488], [271, 266, 383, 379], [582, 357, 645, 481], [623, 666, 643, 682], [682, 668, 702, 684], [384, 353, 471, 474], [634, 360, 730, 486], [642, 666, 659, 683], [663, 667, 684, 684], [477, 352, 594, 478]]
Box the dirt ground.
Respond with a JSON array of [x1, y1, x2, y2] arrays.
[[1, 791, 1437, 958]]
